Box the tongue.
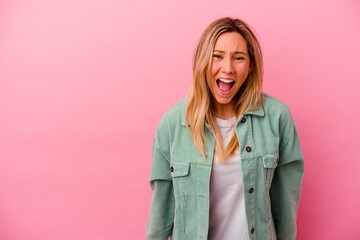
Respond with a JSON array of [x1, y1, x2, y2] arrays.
[[218, 81, 232, 91]]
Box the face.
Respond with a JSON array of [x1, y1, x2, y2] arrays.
[[209, 31, 252, 112]]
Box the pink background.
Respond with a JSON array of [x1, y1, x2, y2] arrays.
[[1, 0, 359, 239]]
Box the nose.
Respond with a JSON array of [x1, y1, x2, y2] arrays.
[[221, 57, 234, 74]]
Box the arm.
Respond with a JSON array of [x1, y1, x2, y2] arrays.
[[146, 117, 175, 240], [270, 114, 305, 240]]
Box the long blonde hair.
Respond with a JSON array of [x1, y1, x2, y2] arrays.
[[185, 17, 264, 163]]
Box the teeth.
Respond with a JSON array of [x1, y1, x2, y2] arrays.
[[218, 78, 235, 83]]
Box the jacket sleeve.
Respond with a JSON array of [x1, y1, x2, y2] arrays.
[[269, 112, 304, 240], [146, 115, 175, 240]]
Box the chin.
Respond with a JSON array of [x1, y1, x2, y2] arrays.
[[214, 97, 233, 105]]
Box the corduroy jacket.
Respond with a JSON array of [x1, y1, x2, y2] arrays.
[[146, 93, 304, 240]]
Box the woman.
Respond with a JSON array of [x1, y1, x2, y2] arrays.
[[146, 17, 304, 240]]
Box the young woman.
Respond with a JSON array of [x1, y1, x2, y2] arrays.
[[146, 17, 304, 240]]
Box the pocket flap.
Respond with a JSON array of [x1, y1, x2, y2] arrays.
[[170, 162, 190, 177], [262, 154, 279, 168]]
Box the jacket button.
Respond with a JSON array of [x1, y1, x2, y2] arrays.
[[251, 228, 255, 234], [170, 167, 174, 172], [240, 117, 246, 123], [246, 146, 252, 152], [249, 188, 254, 193]]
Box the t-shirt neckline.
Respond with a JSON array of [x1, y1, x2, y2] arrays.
[[214, 116, 236, 128]]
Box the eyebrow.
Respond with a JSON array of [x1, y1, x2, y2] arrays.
[[213, 50, 247, 55]]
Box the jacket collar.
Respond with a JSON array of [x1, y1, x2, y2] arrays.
[[181, 105, 264, 126]]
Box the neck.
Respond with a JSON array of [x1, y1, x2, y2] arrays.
[[213, 102, 236, 120]]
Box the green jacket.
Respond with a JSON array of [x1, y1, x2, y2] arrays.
[[146, 94, 304, 240]]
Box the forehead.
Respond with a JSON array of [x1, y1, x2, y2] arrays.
[[214, 32, 248, 53]]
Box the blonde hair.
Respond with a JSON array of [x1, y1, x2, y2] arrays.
[[185, 17, 264, 163]]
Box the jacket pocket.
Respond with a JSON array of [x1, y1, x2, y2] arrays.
[[170, 162, 190, 178], [170, 162, 191, 200], [170, 162, 191, 238], [262, 153, 278, 222], [262, 153, 278, 185]]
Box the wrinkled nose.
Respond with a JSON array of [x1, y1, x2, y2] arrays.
[[222, 58, 234, 74]]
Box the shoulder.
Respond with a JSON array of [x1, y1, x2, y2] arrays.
[[262, 93, 292, 119], [153, 98, 187, 153], [156, 97, 187, 130], [261, 93, 297, 144], [163, 97, 187, 120]]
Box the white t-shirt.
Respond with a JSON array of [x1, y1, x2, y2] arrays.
[[208, 116, 249, 240]]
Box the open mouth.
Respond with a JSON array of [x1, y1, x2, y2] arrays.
[[216, 78, 235, 94]]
